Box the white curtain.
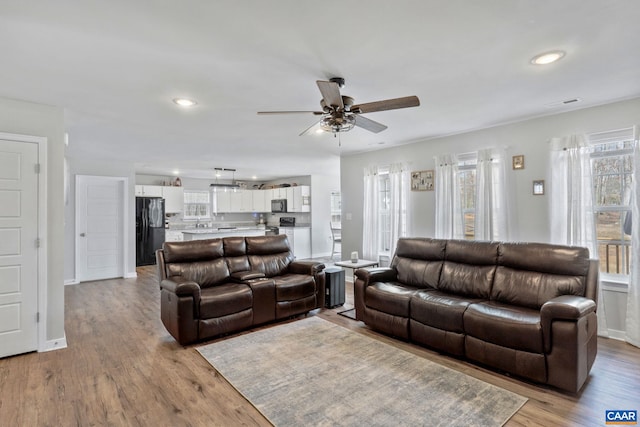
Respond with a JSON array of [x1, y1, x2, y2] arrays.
[[475, 148, 511, 241], [549, 134, 608, 336], [362, 165, 380, 261], [388, 163, 410, 258], [626, 141, 640, 347], [435, 154, 463, 239]]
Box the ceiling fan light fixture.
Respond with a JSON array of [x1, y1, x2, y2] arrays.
[[530, 50, 565, 65], [320, 113, 356, 133]]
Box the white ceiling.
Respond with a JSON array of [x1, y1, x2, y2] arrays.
[[2, 1, 640, 181]]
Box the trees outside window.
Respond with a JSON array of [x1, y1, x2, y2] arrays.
[[590, 130, 635, 276]]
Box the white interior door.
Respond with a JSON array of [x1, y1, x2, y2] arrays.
[[76, 176, 124, 281], [0, 138, 39, 358]]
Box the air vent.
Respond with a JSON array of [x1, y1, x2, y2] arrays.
[[545, 98, 582, 108]]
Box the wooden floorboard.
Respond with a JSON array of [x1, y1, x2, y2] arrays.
[[1, 265, 638, 426]]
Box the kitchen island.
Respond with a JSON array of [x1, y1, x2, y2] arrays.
[[181, 226, 266, 241]]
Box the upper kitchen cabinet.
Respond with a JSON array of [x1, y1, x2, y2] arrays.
[[229, 190, 253, 212], [253, 190, 267, 212], [213, 190, 231, 214], [162, 186, 184, 213], [288, 186, 310, 212], [135, 185, 163, 197]]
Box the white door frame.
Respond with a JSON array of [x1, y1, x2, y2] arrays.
[[74, 175, 129, 282], [0, 132, 48, 352]]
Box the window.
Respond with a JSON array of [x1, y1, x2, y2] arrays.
[[379, 173, 391, 253], [457, 154, 477, 240], [330, 191, 341, 224], [183, 190, 211, 219], [589, 128, 635, 276]]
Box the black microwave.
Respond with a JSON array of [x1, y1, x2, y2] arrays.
[[271, 199, 287, 213]]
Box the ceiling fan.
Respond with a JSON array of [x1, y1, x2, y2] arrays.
[[257, 78, 420, 136]]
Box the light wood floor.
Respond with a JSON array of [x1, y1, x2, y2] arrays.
[[1, 266, 639, 426]]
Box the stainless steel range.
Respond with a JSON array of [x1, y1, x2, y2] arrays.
[[279, 217, 296, 227]]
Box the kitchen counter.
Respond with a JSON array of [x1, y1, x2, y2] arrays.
[[181, 226, 266, 241]]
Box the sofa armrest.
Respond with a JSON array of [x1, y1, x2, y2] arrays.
[[160, 277, 201, 300], [289, 261, 326, 275], [230, 270, 266, 282], [354, 267, 397, 285], [541, 295, 596, 351]]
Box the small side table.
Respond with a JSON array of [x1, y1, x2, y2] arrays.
[[334, 259, 379, 277]]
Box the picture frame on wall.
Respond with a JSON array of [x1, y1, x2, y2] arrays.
[[512, 155, 525, 170], [411, 170, 434, 191], [533, 180, 545, 195]]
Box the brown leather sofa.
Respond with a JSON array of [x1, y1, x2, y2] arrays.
[[156, 234, 326, 345], [354, 238, 599, 393]]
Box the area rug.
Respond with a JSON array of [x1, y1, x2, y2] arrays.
[[196, 317, 527, 427]]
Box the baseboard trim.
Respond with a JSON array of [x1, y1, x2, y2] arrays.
[[607, 329, 627, 341], [124, 271, 137, 278], [64, 279, 79, 286], [40, 334, 68, 352]]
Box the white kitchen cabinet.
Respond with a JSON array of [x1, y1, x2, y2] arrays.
[[271, 187, 288, 200], [165, 230, 184, 242], [162, 186, 184, 213], [135, 185, 163, 197], [229, 190, 253, 212], [252, 190, 267, 212], [280, 226, 311, 259], [289, 186, 310, 212], [213, 190, 231, 214]]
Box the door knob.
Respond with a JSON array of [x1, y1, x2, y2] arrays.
[[80, 233, 86, 237]]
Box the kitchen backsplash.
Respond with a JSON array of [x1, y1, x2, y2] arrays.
[[167, 211, 311, 229]]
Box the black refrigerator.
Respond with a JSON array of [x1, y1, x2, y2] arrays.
[[136, 197, 165, 266]]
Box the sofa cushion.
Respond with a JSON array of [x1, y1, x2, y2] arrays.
[[226, 256, 251, 273], [365, 282, 420, 317], [464, 301, 543, 353], [249, 253, 294, 277], [411, 290, 481, 333], [438, 240, 499, 298], [246, 234, 290, 255], [492, 268, 586, 309], [493, 242, 589, 309], [223, 237, 247, 256], [167, 257, 230, 288], [392, 238, 446, 288], [163, 238, 224, 263], [498, 242, 590, 276], [274, 274, 316, 301], [199, 283, 252, 318]]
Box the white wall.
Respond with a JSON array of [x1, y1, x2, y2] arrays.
[[0, 96, 66, 343], [341, 96, 640, 336]]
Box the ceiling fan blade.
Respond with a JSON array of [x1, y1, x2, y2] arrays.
[[299, 119, 321, 136], [352, 95, 420, 114], [257, 111, 323, 115], [354, 115, 388, 133], [316, 80, 344, 110]]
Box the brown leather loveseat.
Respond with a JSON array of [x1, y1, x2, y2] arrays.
[[156, 234, 325, 345], [354, 238, 599, 393]]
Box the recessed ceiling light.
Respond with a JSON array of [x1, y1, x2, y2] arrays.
[[173, 98, 197, 107], [172, 170, 180, 175], [531, 50, 565, 65]]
